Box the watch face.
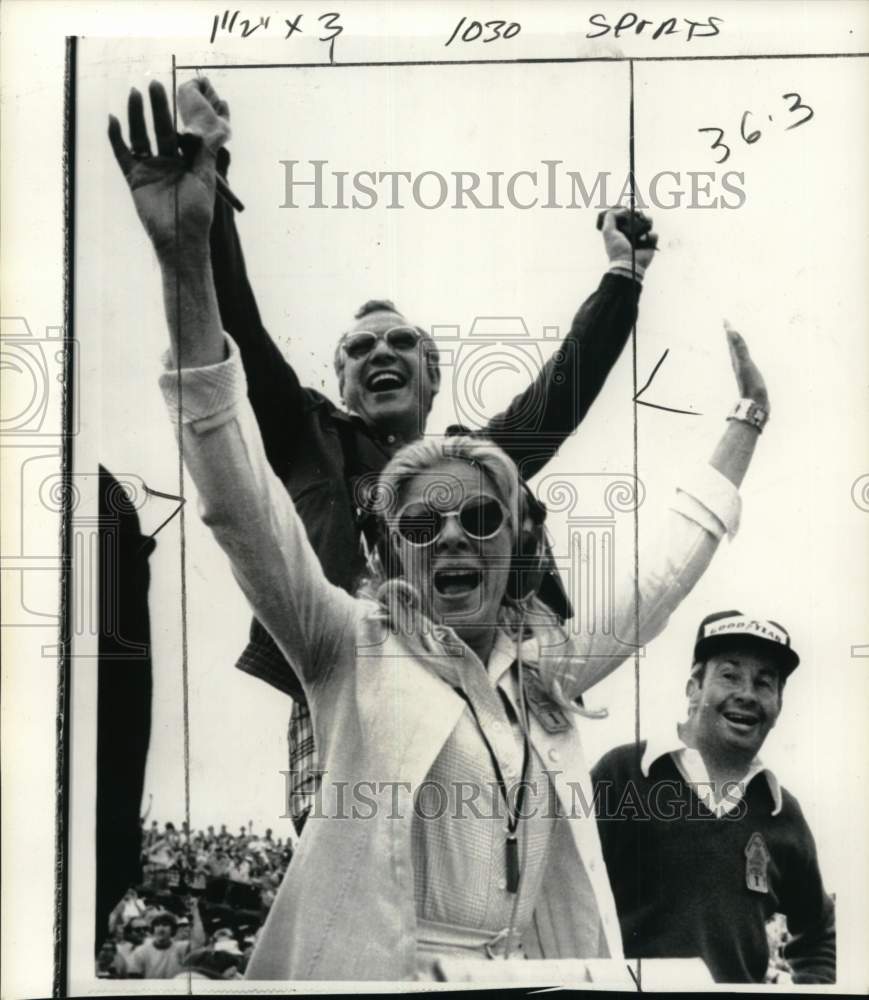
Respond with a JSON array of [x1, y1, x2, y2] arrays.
[[730, 400, 767, 430]]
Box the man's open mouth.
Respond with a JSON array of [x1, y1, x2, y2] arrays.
[[366, 371, 407, 393], [722, 709, 761, 731], [434, 568, 482, 597]]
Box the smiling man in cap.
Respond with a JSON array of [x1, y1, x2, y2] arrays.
[[591, 611, 836, 984]]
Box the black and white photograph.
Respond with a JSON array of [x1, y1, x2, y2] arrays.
[[1, 1, 868, 994]]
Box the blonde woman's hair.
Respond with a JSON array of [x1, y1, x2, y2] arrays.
[[355, 435, 605, 718], [357, 435, 557, 631]]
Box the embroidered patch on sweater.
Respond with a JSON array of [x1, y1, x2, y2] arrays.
[[745, 831, 770, 893]]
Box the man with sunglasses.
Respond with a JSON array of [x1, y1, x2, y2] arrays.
[[110, 79, 657, 834]]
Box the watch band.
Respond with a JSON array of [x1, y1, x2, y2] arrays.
[[727, 398, 768, 433]]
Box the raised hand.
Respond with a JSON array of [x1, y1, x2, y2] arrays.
[[724, 320, 770, 412], [601, 207, 658, 271], [108, 80, 229, 262]]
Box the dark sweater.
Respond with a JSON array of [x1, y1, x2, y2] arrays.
[[591, 742, 836, 984]]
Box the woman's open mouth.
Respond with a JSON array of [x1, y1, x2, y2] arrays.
[[433, 568, 482, 597]]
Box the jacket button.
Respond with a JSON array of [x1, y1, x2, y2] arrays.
[[548, 749, 560, 762]]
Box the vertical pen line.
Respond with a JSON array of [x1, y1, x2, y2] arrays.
[[54, 33, 77, 1000], [170, 59, 193, 984], [628, 56, 642, 994]]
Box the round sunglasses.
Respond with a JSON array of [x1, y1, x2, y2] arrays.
[[394, 494, 509, 547], [341, 326, 423, 360]]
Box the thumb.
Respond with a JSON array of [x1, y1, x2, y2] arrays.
[[724, 320, 750, 378], [178, 80, 231, 153], [601, 208, 621, 235]]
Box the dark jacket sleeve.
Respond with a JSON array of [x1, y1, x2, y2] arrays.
[[480, 272, 640, 480], [780, 797, 837, 984], [210, 149, 305, 479]]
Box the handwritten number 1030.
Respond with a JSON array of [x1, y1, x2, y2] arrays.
[[445, 16, 521, 45], [699, 92, 815, 164]]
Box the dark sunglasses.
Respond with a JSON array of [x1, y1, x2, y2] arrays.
[[341, 326, 423, 360], [394, 494, 508, 547]]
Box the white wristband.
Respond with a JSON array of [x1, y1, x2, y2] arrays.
[[608, 258, 646, 282]]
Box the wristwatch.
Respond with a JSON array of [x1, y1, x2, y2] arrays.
[[727, 398, 769, 433]]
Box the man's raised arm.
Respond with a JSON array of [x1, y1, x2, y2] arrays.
[[478, 208, 655, 480]]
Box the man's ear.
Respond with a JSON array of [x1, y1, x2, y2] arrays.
[[686, 674, 701, 713]]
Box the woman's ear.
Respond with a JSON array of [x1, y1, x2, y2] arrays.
[[388, 530, 405, 574]]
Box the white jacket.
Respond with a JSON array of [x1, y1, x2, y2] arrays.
[[161, 336, 742, 981]]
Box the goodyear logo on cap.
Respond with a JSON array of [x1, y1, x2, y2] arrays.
[[703, 617, 788, 646]]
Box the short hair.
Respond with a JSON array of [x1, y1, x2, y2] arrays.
[[150, 912, 178, 932], [355, 298, 398, 320], [333, 301, 440, 401]]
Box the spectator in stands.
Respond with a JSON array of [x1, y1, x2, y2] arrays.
[[116, 916, 149, 974], [108, 887, 146, 934], [126, 909, 205, 979], [95, 939, 124, 979]]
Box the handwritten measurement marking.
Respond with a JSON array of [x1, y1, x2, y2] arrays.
[[699, 92, 815, 163]]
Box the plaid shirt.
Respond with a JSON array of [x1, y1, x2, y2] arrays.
[[287, 700, 318, 829]]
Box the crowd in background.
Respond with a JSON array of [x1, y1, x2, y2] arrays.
[[95, 819, 294, 979], [94, 817, 802, 981]]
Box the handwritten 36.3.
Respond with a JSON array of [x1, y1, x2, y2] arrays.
[[699, 93, 814, 164]]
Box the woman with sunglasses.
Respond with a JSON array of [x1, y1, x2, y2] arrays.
[[161, 232, 770, 982]]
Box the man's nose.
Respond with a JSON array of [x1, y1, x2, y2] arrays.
[[733, 679, 758, 703], [369, 335, 397, 362]]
